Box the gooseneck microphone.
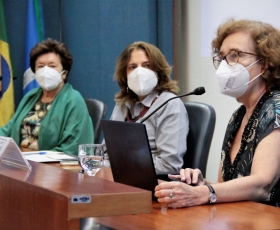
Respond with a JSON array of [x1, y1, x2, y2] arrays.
[[140, 87, 205, 123]]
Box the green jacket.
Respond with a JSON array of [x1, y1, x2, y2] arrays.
[[0, 83, 94, 155]]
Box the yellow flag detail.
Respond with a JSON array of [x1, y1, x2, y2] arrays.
[[0, 39, 14, 127]]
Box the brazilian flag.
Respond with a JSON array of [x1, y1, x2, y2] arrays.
[[0, 0, 14, 127]]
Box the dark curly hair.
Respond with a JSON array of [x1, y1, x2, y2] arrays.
[[29, 38, 73, 82], [212, 19, 280, 91]]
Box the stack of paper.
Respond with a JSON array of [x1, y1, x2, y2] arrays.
[[22, 151, 77, 163]]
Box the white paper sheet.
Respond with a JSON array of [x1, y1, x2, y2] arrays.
[[22, 151, 76, 162]]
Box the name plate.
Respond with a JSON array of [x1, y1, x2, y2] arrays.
[[0, 136, 31, 170]]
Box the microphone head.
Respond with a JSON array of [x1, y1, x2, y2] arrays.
[[193, 87, 205, 95]]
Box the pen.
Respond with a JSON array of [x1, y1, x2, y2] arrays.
[[22, 151, 48, 155]]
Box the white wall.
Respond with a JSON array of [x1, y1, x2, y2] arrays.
[[177, 0, 280, 181]]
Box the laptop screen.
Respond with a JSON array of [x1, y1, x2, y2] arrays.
[[101, 120, 158, 199]]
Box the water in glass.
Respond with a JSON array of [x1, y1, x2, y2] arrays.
[[78, 144, 104, 176]]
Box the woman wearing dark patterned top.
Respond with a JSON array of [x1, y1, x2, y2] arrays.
[[155, 19, 280, 208]]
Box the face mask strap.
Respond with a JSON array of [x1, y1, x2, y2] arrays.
[[244, 59, 261, 70], [222, 71, 263, 93], [245, 71, 264, 86]]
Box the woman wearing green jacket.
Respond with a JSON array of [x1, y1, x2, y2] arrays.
[[0, 38, 93, 155]]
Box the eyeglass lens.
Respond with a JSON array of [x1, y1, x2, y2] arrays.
[[226, 51, 239, 66], [213, 51, 239, 69]]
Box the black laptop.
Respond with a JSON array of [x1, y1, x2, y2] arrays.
[[101, 120, 158, 200]]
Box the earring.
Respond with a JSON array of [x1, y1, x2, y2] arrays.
[[127, 87, 129, 93]]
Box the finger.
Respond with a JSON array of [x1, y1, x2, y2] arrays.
[[155, 182, 169, 191], [168, 174, 181, 181], [155, 181, 181, 191], [155, 188, 174, 203], [157, 196, 171, 204], [191, 169, 203, 184], [183, 168, 193, 184], [191, 170, 199, 184], [154, 188, 170, 198], [179, 169, 186, 181], [154, 190, 161, 198]]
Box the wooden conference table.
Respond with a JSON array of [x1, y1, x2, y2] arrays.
[[59, 163, 280, 230], [0, 161, 151, 230], [1, 160, 280, 229]]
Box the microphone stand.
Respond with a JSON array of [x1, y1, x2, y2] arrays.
[[140, 87, 205, 123]]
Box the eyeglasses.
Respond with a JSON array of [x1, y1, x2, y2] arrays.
[[212, 50, 258, 69]]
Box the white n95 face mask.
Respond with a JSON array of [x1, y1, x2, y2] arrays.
[[127, 66, 158, 96], [216, 60, 262, 98], [35, 66, 64, 91]]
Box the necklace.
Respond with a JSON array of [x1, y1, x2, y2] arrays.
[[223, 92, 273, 181]]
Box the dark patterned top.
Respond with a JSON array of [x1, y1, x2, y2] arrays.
[[221, 91, 280, 207], [20, 101, 52, 150]]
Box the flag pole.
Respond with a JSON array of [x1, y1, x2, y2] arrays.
[[59, 0, 62, 42]]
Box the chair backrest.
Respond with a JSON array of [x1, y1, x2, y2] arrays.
[[183, 102, 216, 176], [85, 99, 108, 144]]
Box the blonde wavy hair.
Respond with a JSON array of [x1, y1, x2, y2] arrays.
[[114, 41, 179, 105], [212, 19, 280, 91]]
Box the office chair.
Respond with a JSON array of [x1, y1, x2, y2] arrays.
[[85, 98, 108, 144], [182, 102, 216, 175], [157, 101, 216, 180]]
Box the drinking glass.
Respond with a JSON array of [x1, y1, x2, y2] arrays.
[[78, 144, 104, 176]]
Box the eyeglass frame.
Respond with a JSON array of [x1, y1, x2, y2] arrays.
[[212, 50, 259, 69]]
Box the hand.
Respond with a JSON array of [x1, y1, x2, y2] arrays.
[[168, 168, 205, 186], [154, 181, 200, 208]]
